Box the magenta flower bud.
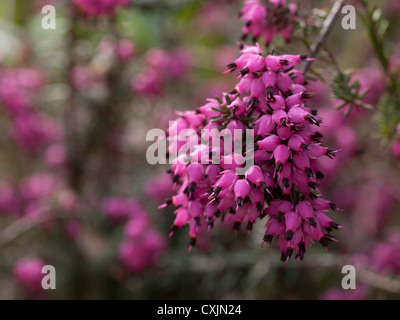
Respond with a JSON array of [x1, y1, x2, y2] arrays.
[[292, 171, 310, 195], [288, 134, 308, 151], [285, 211, 301, 233], [273, 144, 291, 168], [291, 71, 306, 85], [265, 55, 284, 72], [288, 106, 321, 126], [268, 95, 285, 110], [234, 179, 251, 206], [215, 170, 237, 190], [251, 78, 265, 99], [272, 109, 289, 126], [276, 72, 293, 93], [246, 54, 266, 73], [228, 97, 247, 116], [280, 54, 302, 69], [245, 165, 264, 186], [306, 144, 333, 159], [276, 125, 294, 139], [285, 91, 311, 108], [257, 135, 281, 152], [293, 151, 311, 171], [261, 71, 277, 96], [188, 200, 203, 219], [250, 188, 264, 205], [235, 74, 253, 93], [221, 154, 245, 170], [296, 201, 314, 220], [171, 208, 190, 233], [256, 115, 275, 137], [188, 163, 204, 183]]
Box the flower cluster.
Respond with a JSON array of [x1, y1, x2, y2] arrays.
[[73, 0, 130, 17], [131, 48, 191, 97], [103, 198, 167, 273], [161, 44, 339, 262], [240, 0, 298, 46], [0, 68, 61, 154]]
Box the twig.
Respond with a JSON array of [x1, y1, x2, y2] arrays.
[[0, 212, 66, 248], [302, 0, 346, 73]]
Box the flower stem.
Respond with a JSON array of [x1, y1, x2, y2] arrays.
[[302, 0, 347, 74]]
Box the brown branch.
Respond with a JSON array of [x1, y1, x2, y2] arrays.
[[302, 0, 347, 74]]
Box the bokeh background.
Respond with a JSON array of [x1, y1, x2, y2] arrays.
[[0, 0, 399, 300]]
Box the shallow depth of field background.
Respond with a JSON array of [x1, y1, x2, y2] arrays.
[[0, 0, 399, 300]]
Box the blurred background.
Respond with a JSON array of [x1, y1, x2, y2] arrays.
[[0, 0, 399, 300]]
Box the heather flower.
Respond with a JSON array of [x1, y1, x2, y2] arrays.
[[392, 139, 400, 158], [0, 182, 19, 215], [321, 285, 368, 300], [370, 230, 400, 273], [161, 45, 339, 262], [13, 258, 46, 294], [145, 172, 174, 203], [117, 39, 136, 62], [0, 68, 60, 154], [73, 0, 129, 17], [118, 210, 166, 274], [240, 0, 298, 46], [102, 197, 143, 223]]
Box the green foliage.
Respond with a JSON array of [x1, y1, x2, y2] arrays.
[[331, 71, 373, 117]]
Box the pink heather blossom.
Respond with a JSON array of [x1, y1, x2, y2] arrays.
[[0, 182, 19, 215], [161, 45, 339, 262], [20, 173, 55, 203], [370, 230, 400, 273], [102, 197, 143, 222], [117, 39, 136, 62], [321, 285, 369, 300], [145, 172, 174, 204], [131, 68, 163, 97], [392, 140, 400, 158], [132, 47, 192, 97], [73, 0, 129, 17], [13, 258, 46, 294], [0, 68, 61, 154], [119, 212, 166, 274], [44, 143, 67, 168], [240, 0, 298, 46], [353, 67, 385, 106]]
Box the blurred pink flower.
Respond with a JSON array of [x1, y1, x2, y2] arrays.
[[20, 173, 55, 203], [321, 285, 368, 300], [117, 39, 136, 62], [144, 172, 174, 203], [13, 258, 46, 294], [102, 197, 142, 222], [73, 0, 129, 17], [44, 143, 67, 167], [392, 140, 400, 158], [370, 230, 400, 273], [131, 68, 163, 97], [119, 216, 166, 274]]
